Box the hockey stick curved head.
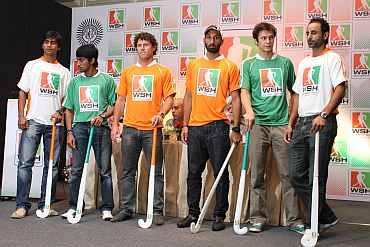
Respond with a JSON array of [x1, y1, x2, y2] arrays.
[[36, 208, 50, 219], [233, 222, 248, 235], [67, 214, 81, 224], [301, 229, 318, 247], [190, 222, 200, 233], [138, 217, 152, 229]]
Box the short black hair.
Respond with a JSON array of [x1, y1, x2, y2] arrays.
[[76, 44, 99, 67], [43, 30, 63, 48], [252, 22, 277, 41], [134, 32, 158, 55], [308, 18, 330, 44]]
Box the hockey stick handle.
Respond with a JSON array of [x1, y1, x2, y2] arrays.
[[151, 128, 158, 165]]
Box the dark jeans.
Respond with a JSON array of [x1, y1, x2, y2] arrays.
[[69, 123, 113, 211], [16, 120, 63, 210], [289, 115, 338, 224], [119, 126, 164, 215], [187, 121, 231, 218]]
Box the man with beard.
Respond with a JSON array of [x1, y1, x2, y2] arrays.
[[177, 25, 241, 231], [284, 18, 346, 233]]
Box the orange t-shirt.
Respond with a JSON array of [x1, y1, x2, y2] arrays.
[[117, 62, 175, 130], [186, 56, 240, 126]]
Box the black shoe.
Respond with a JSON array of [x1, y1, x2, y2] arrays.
[[177, 214, 198, 228], [110, 210, 132, 222], [212, 216, 225, 231]]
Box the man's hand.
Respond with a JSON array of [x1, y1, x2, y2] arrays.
[[181, 126, 189, 144], [284, 125, 293, 144], [151, 114, 163, 127], [110, 122, 122, 142], [51, 111, 63, 123], [310, 116, 326, 134], [91, 115, 104, 127], [230, 131, 242, 144], [243, 110, 255, 130], [67, 132, 76, 149], [18, 116, 28, 129]]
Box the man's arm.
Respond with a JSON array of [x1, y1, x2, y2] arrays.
[[111, 95, 126, 141], [284, 92, 299, 143], [181, 89, 192, 144], [240, 89, 255, 130], [65, 108, 76, 149], [18, 90, 28, 129], [151, 94, 175, 127], [230, 89, 242, 143]]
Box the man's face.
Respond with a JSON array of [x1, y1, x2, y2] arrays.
[[42, 38, 60, 56], [76, 57, 93, 73], [204, 30, 223, 53], [306, 22, 327, 49], [256, 30, 275, 53], [137, 39, 156, 60], [172, 99, 184, 121]]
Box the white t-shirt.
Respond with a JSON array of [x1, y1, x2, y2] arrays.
[[17, 58, 71, 125], [293, 49, 346, 117]]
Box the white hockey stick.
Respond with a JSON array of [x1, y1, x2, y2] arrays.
[[301, 132, 320, 247], [67, 126, 95, 224], [190, 143, 236, 233], [138, 128, 158, 229], [36, 119, 56, 218], [233, 132, 250, 235]]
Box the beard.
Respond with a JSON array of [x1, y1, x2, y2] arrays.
[[205, 44, 220, 53], [307, 38, 326, 48]]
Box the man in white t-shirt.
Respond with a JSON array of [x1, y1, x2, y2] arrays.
[[11, 31, 71, 219], [284, 18, 346, 234]]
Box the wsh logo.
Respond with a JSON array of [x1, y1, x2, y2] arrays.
[[39, 72, 60, 96], [263, 0, 282, 22], [181, 4, 200, 26], [302, 66, 320, 94], [179, 56, 196, 79], [196, 68, 220, 97], [125, 32, 138, 54], [259, 68, 283, 97], [143, 7, 161, 28], [329, 24, 351, 48], [106, 59, 123, 78], [306, 0, 328, 19], [79, 86, 99, 112], [352, 53, 370, 78], [220, 2, 240, 25], [132, 75, 153, 101], [352, 112, 370, 135], [354, 0, 370, 18], [350, 170, 370, 196], [108, 9, 125, 31], [161, 31, 179, 53], [283, 26, 304, 48], [330, 140, 348, 164]]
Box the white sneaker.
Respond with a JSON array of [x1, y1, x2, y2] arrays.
[[61, 209, 76, 219], [102, 210, 113, 221]]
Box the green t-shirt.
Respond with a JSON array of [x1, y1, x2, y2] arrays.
[[63, 71, 116, 125], [240, 54, 295, 126]]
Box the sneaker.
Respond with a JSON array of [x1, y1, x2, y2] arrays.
[[288, 224, 305, 235], [102, 210, 113, 221], [212, 216, 225, 231], [61, 209, 76, 219], [177, 214, 198, 228], [10, 208, 27, 219], [153, 214, 165, 225], [249, 222, 264, 233], [49, 209, 59, 217], [319, 218, 339, 233], [110, 210, 132, 222]]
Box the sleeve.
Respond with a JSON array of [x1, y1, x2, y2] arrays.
[[63, 80, 75, 110], [17, 62, 32, 92], [162, 69, 176, 98], [228, 62, 240, 92], [185, 60, 194, 91], [292, 63, 302, 95], [107, 75, 117, 106], [286, 59, 296, 91], [61, 69, 72, 99], [117, 69, 128, 96], [330, 54, 347, 88], [240, 60, 251, 91]]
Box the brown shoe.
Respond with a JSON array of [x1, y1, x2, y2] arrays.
[[153, 214, 165, 225], [10, 208, 27, 219]]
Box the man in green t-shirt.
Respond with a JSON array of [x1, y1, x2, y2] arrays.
[[240, 22, 303, 233], [62, 44, 116, 221]]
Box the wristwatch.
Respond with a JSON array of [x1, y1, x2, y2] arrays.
[[99, 113, 107, 119], [320, 112, 328, 119], [159, 112, 165, 118], [232, 126, 240, 133]]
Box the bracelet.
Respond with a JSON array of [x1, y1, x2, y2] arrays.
[[67, 129, 73, 134], [56, 109, 64, 115]]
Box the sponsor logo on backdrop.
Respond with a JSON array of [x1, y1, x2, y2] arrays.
[[352, 53, 370, 78], [306, 0, 328, 19], [108, 9, 125, 31], [143, 7, 161, 28], [179, 56, 196, 79], [263, 0, 282, 21], [196, 68, 220, 96], [73, 60, 79, 77], [259, 68, 283, 97], [79, 85, 99, 112], [330, 140, 348, 164], [350, 170, 370, 195], [220, 1, 240, 25], [341, 85, 349, 105], [283, 26, 304, 48], [125, 32, 139, 54], [354, 0, 370, 18], [107, 59, 123, 78], [76, 18, 104, 46], [220, 36, 256, 65], [329, 24, 351, 48], [352, 112, 370, 135], [39, 72, 60, 96], [132, 75, 153, 101], [302, 66, 320, 94], [161, 31, 179, 53], [181, 3, 200, 26]]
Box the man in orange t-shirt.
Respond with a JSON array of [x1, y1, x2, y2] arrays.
[[111, 32, 175, 225], [177, 25, 242, 231]]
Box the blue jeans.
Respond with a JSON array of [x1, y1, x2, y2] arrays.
[[69, 123, 113, 211], [187, 121, 231, 218], [288, 115, 338, 224], [119, 126, 164, 215], [16, 119, 63, 210]]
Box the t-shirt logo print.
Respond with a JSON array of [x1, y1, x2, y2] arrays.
[[132, 75, 153, 101], [39, 72, 60, 96], [197, 68, 220, 97], [259, 68, 283, 97], [79, 85, 99, 112], [303, 65, 320, 93]]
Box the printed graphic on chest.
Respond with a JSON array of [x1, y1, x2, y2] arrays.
[[303, 65, 320, 93], [132, 75, 153, 101], [196, 68, 220, 97], [259, 68, 283, 97], [39, 72, 60, 96], [79, 85, 99, 112]]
